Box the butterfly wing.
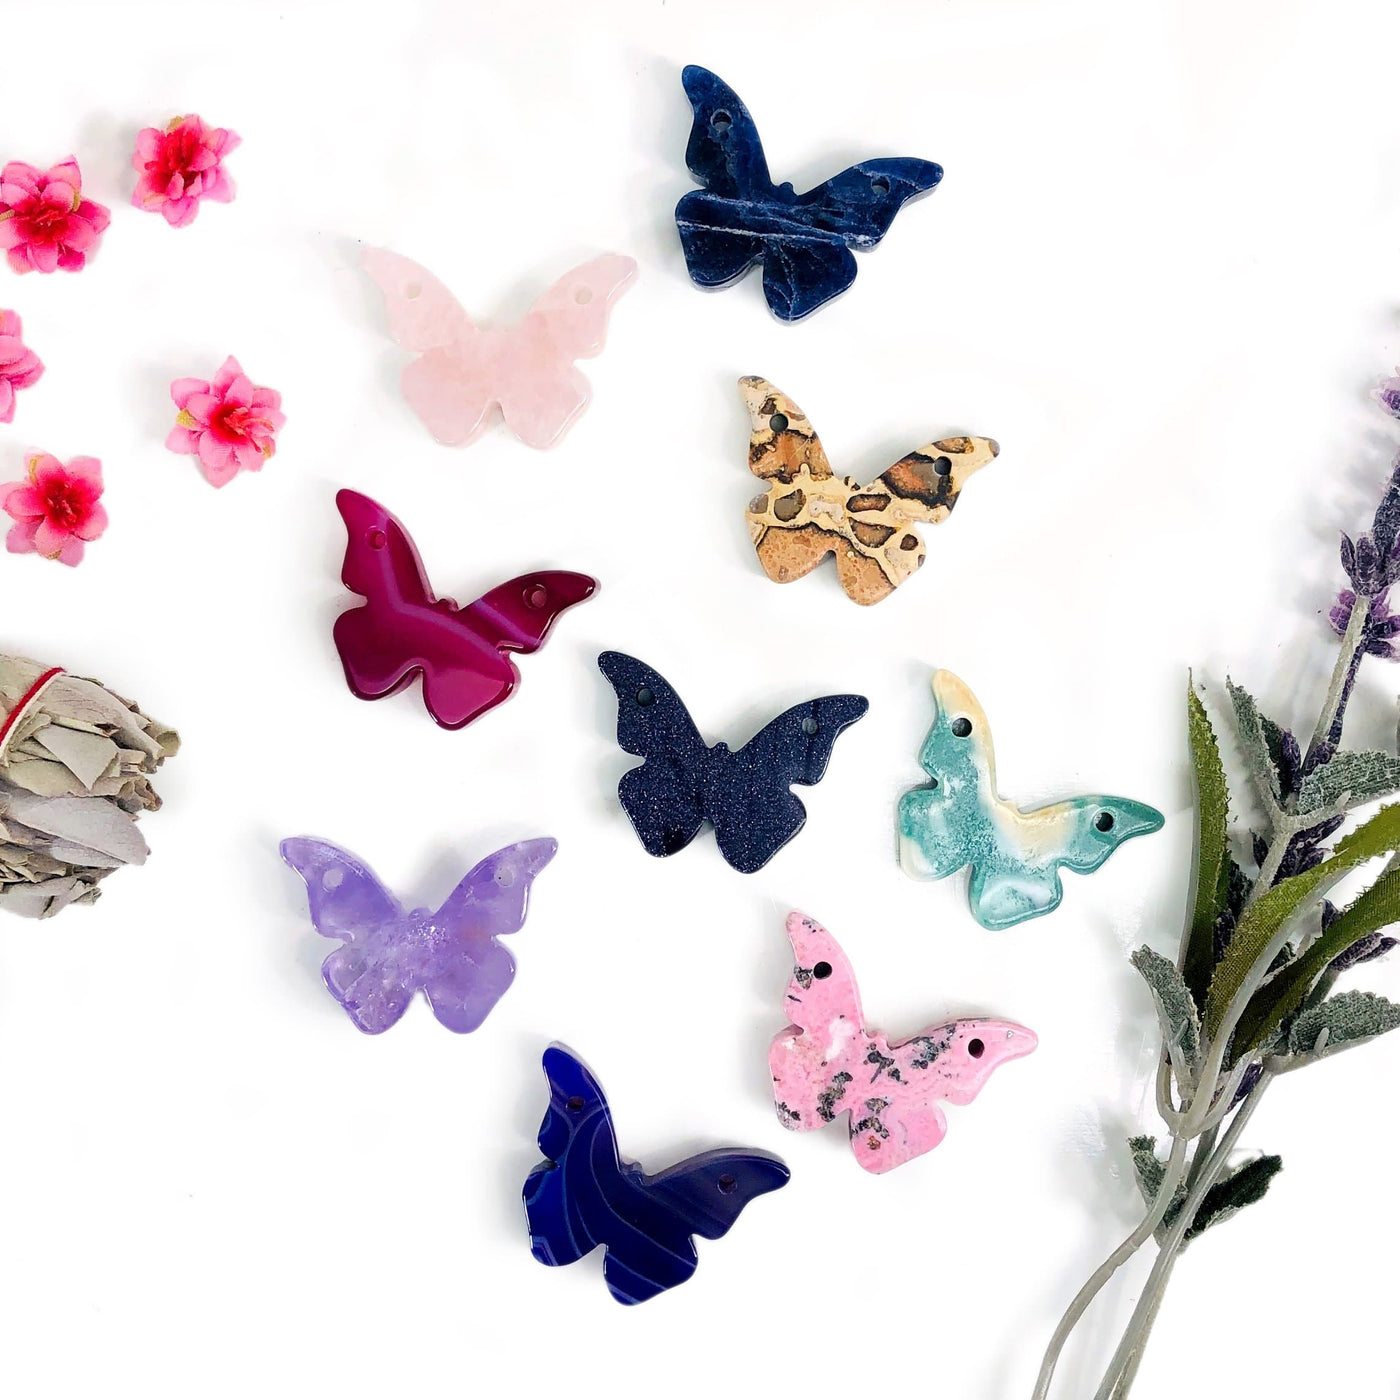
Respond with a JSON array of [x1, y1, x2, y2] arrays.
[[361, 248, 496, 446], [459, 573, 598, 654], [709, 694, 869, 873], [769, 912, 867, 1133], [598, 653, 710, 859], [795, 158, 944, 249], [280, 837, 416, 1032], [494, 255, 637, 450], [760, 158, 943, 321], [421, 838, 556, 1033], [898, 669, 1000, 881], [524, 1046, 620, 1269], [846, 1095, 948, 1175]]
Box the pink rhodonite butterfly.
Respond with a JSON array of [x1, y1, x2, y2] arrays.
[[362, 248, 637, 449], [769, 912, 1037, 1173]]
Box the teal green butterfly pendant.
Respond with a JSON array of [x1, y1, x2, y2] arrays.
[[897, 671, 1164, 930]]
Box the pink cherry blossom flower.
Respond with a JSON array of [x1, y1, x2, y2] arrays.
[[0, 159, 110, 275], [132, 116, 240, 228], [166, 357, 284, 487], [2, 452, 107, 566], [0, 310, 42, 423]]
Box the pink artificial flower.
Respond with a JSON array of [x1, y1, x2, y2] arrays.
[[0, 159, 110, 275], [166, 357, 284, 487], [132, 116, 240, 228], [0, 310, 42, 423], [2, 452, 107, 566]]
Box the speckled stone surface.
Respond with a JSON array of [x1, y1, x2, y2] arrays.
[[598, 651, 868, 873], [898, 671, 1164, 929], [769, 913, 1037, 1173], [523, 1045, 790, 1304], [741, 377, 998, 605], [674, 66, 942, 321]]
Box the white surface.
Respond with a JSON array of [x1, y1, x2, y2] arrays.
[[1, 1, 1397, 1396]]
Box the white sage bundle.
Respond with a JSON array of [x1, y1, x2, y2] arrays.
[[0, 654, 179, 918]]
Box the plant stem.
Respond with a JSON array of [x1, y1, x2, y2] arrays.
[[1090, 1078, 1271, 1399], [1308, 591, 1370, 760], [1029, 1137, 1189, 1400]]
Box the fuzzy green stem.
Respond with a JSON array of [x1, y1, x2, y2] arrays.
[[1090, 1078, 1271, 1399], [1030, 1136, 1190, 1400]]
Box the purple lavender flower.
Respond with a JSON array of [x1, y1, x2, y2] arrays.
[[1329, 928, 1398, 971], [1373, 369, 1400, 419], [1339, 456, 1400, 595], [1329, 590, 1400, 660]]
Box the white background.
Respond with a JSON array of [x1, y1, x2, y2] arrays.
[[1, 1, 1397, 1396]]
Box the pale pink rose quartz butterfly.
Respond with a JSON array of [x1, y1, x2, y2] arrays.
[[769, 911, 1037, 1173], [362, 249, 636, 450]]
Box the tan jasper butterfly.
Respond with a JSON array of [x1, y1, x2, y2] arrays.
[[740, 376, 998, 605]]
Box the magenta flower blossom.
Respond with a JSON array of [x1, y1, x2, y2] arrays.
[[2, 452, 107, 566], [166, 357, 284, 487], [132, 116, 240, 228], [0, 310, 42, 423], [0, 159, 110, 274]]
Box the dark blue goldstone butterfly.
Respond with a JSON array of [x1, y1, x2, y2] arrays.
[[598, 651, 868, 874], [673, 65, 943, 321], [523, 1046, 790, 1305]]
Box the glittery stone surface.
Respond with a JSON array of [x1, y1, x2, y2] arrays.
[[597, 651, 868, 873], [523, 1045, 789, 1304], [897, 671, 1164, 929], [362, 248, 636, 449], [674, 66, 942, 321], [770, 912, 1037, 1173], [333, 489, 596, 729], [280, 836, 556, 1033]]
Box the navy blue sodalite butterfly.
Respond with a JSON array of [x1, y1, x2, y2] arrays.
[[524, 1046, 790, 1305], [598, 651, 868, 873], [673, 65, 943, 321]]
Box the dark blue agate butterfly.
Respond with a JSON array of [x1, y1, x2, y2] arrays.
[[674, 65, 943, 321], [598, 651, 868, 874], [523, 1046, 790, 1305]]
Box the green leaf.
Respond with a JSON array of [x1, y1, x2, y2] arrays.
[[1131, 946, 1202, 1076], [1296, 750, 1400, 815], [1185, 685, 1230, 1003], [1234, 862, 1400, 1052], [1227, 679, 1281, 807], [1128, 1134, 1165, 1205], [1183, 1154, 1282, 1242], [1205, 803, 1400, 1039], [1286, 989, 1400, 1058]]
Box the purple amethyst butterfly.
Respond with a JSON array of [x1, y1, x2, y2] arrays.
[[279, 836, 557, 1034]]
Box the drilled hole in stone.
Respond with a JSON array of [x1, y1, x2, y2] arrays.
[[711, 109, 733, 133], [717, 1173, 738, 1194], [636, 687, 655, 707], [575, 287, 593, 305], [951, 717, 973, 738], [812, 961, 833, 980], [496, 866, 516, 887], [871, 175, 891, 194], [769, 412, 789, 433], [1096, 811, 1116, 833], [368, 529, 387, 550], [524, 584, 548, 609], [566, 1095, 585, 1113], [405, 282, 422, 300], [933, 456, 952, 475], [968, 1038, 985, 1058], [801, 716, 819, 736], [323, 868, 344, 890]]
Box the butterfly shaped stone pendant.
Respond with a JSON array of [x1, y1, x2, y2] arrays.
[[897, 671, 1164, 929], [741, 378, 998, 606]]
